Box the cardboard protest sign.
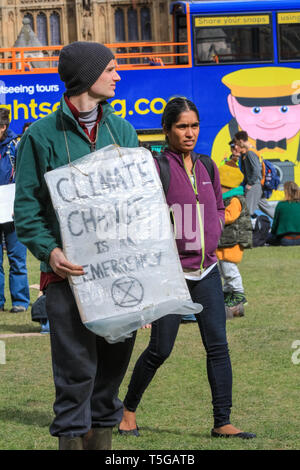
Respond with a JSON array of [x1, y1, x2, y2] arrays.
[[0, 184, 15, 223], [45, 145, 202, 342]]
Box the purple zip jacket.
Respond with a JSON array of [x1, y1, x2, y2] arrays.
[[155, 149, 225, 271]]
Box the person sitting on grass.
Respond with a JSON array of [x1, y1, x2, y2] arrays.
[[267, 181, 300, 246]]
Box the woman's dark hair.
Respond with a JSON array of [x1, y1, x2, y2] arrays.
[[161, 97, 199, 131]]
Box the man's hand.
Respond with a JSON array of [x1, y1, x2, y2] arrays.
[[49, 247, 85, 278], [246, 184, 252, 190]]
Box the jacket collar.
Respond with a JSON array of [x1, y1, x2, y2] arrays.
[[64, 95, 103, 142], [60, 94, 114, 124], [164, 148, 188, 167], [58, 94, 115, 143], [164, 148, 200, 169]]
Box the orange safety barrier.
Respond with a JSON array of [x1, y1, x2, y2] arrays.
[[0, 3, 193, 75], [0, 37, 192, 75]]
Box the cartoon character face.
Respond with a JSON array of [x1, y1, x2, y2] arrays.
[[228, 95, 300, 141]]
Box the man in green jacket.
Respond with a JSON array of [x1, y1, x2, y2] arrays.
[[14, 41, 138, 450]]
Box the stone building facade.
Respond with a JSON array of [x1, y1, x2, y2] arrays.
[[0, 0, 172, 49]]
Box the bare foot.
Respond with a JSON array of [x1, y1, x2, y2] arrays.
[[213, 424, 243, 435], [119, 408, 137, 431]]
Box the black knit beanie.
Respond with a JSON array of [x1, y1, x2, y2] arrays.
[[58, 41, 115, 96]]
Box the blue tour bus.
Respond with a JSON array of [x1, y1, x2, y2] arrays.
[[168, 0, 300, 198], [1, 0, 300, 197]]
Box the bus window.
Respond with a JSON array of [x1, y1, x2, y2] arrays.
[[193, 14, 273, 65], [278, 12, 300, 61], [175, 14, 188, 65]]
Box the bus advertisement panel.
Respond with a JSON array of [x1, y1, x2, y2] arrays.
[[0, 68, 193, 135], [1, 0, 300, 199]]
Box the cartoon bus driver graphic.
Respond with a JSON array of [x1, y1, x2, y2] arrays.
[[211, 67, 300, 199]]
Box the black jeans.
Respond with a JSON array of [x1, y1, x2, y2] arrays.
[[123, 265, 232, 428], [46, 281, 136, 437]]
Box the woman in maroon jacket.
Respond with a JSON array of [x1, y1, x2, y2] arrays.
[[119, 98, 256, 440]]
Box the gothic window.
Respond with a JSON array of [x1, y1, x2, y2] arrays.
[[115, 8, 125, 42], [114, 5, 152, 42], [37, 12, 48, 45], [50, 12, 61, 45], [128, 7, 138, 41], [141, 7, 152, 40], [113, 5, 153, 65], [22, 11, 62, 46], [127, 7, 139, 63]]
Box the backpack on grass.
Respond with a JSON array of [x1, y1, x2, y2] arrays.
[[252, 215, 271, 247], [31, 295, 48, 323]]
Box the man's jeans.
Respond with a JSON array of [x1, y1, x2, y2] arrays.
[[46, 281, 136, 437], [0, 222, 30, 309]]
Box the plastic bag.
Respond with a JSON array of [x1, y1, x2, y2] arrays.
[[44, 145, 202, 343]]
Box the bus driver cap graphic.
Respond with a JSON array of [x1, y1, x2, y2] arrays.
[[222, 67, 300, 144], [58, 41, 115, 96], [222, 67, 300, 103]]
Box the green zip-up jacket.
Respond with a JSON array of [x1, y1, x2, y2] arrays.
[[14, 96, 138, 273], [271, 200, 300, 236]]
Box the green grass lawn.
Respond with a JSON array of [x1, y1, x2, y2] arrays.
[[0, 247, 300, 450]]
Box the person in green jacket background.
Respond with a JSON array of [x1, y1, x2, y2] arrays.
[[267, 181, 300, 246], [14, 41, 138, 450]]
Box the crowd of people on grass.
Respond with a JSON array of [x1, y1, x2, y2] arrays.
[[1, 40, 300, 450]]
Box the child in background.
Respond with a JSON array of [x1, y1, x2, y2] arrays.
[[219, 140, 241, 170], [216, 163, 252, 318]]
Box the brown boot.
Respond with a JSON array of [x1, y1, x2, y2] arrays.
[[58, 436, 84, 450], [83, 427, 113, 450]]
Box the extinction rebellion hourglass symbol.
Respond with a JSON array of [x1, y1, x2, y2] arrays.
[[111, 277, 144, 308]]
